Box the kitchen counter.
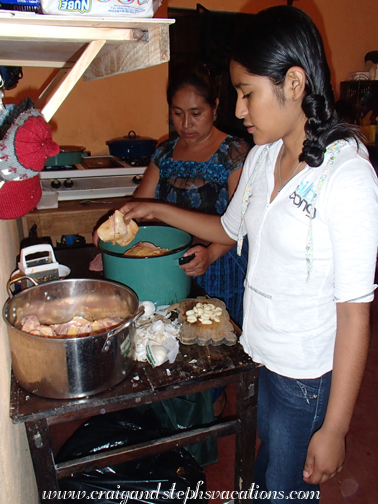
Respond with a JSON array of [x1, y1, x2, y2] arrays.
[[21, 197, 162, 246], [21, 197, 129, 246]]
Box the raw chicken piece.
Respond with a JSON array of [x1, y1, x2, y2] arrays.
[[21, 315, 55, 336], [30, 326, 56, 337], [20, 315, 55, 337], [21, 315, 41, 332], [124, 241, 171, 257], [97, 210, 139, 246], [20, 315, 124, 338], [51, 316, 92, 336], [89, 253, 103, 272], [90, 317, 123, 333]]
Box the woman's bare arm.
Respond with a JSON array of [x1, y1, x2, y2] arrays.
[[303, 301, 371, 484], [132, 161, 160, 199], [227, 166, 242, 198], [120, 200, 234, 246]]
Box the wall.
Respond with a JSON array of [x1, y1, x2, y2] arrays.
[[0, 1, 377, 503], [166, 0, 378, 91], [5, 63, 169, 157], [4, 0, 378, 155], [0, 219, 39, 504]]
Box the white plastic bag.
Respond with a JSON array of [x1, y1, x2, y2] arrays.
[[134, 301, 180, 367], [146, 337, 179, 368], [41, 0, 162, 18]]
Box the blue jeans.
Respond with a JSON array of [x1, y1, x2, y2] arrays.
[[253, 366, 332, 503]]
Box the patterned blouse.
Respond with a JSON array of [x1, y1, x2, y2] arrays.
[[152, 135, 250, 214]]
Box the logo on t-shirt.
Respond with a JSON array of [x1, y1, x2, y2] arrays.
[[289, 181, 317, 219]]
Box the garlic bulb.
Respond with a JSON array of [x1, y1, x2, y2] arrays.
[[139, 300, 155, 319]]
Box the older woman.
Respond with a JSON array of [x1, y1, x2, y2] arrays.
[[127, 63, 251, 328], [118, 64, 250, 466]]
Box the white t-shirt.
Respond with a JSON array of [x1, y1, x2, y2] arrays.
[[221, 139, 378, 379]]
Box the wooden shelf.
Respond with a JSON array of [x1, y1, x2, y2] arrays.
[[0, 11, 174, 120]]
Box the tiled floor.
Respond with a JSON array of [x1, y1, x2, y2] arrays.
[[203, 296, 378, 503]]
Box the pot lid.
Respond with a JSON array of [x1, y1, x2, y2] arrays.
[[106, 130, 157, 144]]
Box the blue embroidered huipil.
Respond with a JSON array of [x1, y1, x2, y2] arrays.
[[152, 135, 250, 327]]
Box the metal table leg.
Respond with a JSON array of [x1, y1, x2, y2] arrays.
[[234, 369, 259, 504], [25, 419, 59, 503]]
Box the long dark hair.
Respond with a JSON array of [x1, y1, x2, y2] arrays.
[[231, 6, 361, 167], [167, 63, 218, 109]]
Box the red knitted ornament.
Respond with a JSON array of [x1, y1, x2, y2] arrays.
[[14, 115, 60, 172], [0, 177, 42, 219], [0, 109, 59, 219]]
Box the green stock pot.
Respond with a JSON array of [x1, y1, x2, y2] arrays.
[[44, 145, 88, 167], [99, 225, 192, 306]]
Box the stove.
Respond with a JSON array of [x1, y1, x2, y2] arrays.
[[40, 156, 147, 201]]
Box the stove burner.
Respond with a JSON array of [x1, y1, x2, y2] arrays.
[[123, 156, 152, 167], [81, 156, 124, 169]]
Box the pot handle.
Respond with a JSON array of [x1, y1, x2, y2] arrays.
[[178, 253, 196, 266], [102, 306, 145, 353], [7, 275, 39, 298]]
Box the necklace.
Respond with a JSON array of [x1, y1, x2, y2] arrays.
[[277, 145, 302, 193]]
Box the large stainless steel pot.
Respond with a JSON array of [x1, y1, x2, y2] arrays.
[[3, 278, 143, 399]]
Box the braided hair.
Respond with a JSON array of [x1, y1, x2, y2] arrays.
[[230, 6, 361, 167]]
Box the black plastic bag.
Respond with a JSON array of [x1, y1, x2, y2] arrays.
[[147, 391, 218, 467], [57, 407, 207, 504]]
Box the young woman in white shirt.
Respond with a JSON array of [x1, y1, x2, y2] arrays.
[[120, 6, 378, 502]]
